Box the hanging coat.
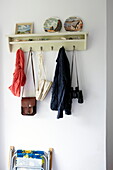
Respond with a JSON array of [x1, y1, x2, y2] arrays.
[[50, 47, 72, 119], [9, 49, 26, 97]]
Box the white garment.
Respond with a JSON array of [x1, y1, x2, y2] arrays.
[[36, 52, 52, 101]]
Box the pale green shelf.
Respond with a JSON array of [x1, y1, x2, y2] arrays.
[[7, 32, 88, 52]]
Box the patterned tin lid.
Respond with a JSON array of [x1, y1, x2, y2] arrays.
[[64, 16, 83, 31], [43, 17, 62, 32]]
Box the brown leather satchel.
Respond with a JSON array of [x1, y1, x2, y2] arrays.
[[21, 97, 36, 115], [21, 48, 36, 116]]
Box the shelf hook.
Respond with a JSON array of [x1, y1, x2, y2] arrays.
[[73, 45, 75, 50], [51, 46, 53, 51], [40, 46, 43, 51], [30, 47, 32, 52]]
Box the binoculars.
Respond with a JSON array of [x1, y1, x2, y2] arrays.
[[71, 87, 83, 103]]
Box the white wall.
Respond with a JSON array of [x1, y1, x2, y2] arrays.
[[0, 0, 106, 170], [106, 0, 113, 169]]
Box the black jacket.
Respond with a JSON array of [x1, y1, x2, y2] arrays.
[[50, 47, 72, 119]]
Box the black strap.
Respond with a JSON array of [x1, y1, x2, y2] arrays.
[[22, 48, 36, 97], [71, 47, 79, 88]]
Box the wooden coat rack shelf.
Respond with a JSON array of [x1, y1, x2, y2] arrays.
[[7, 32, 88, 52]]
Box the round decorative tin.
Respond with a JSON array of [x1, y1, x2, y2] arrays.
[[64, 16, 83, 31], [43, 17, 62, 32]]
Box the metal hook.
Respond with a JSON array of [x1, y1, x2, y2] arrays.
[[51, 46, 53, 51], [40, 46, 43, 51], [73, 45, 75, 50], [30, 47, 32, 52]]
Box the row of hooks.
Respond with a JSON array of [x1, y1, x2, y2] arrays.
[[20, 45, 76, 51]]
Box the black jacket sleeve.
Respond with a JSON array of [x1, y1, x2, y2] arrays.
[[50, 47, 72, 119]]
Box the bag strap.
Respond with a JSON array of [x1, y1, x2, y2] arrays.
[[38, 51, 46, 80], [31, 49, 36, 89], [22, 48, 36, 97], [71, 47, 79, 88]]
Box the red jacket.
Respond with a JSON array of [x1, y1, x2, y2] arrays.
[[9, 49, 26, 97]]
